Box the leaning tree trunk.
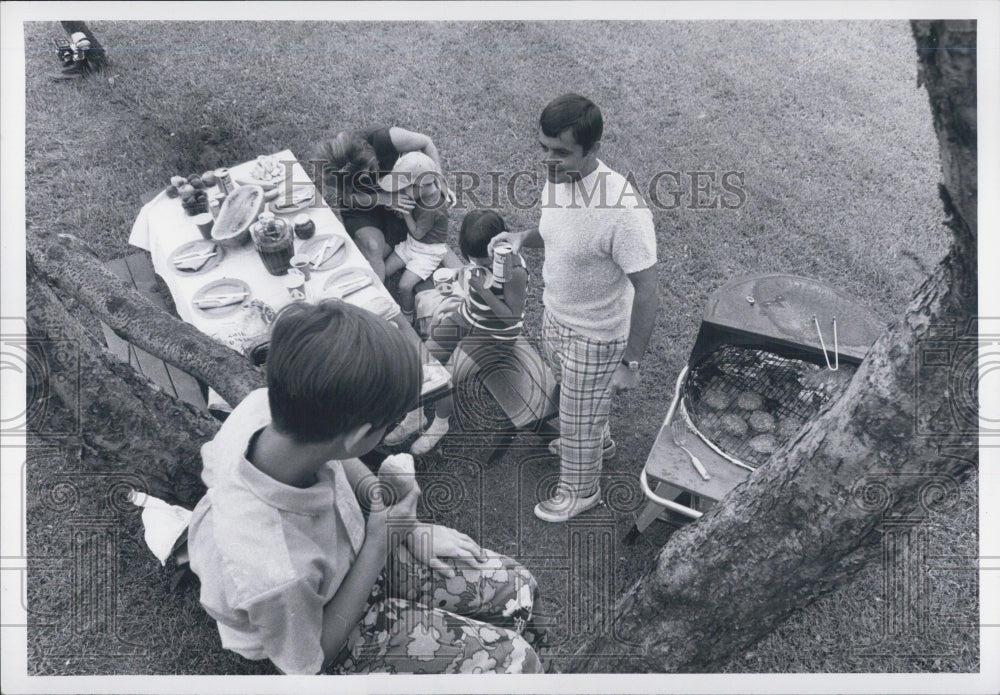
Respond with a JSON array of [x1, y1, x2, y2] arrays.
[[569, 20, 977, 672], [25, 233, 264, 508]]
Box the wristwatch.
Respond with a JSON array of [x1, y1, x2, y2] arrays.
[[621, 358, 640, 371]]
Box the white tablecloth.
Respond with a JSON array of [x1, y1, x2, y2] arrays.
[[129, 150, 450, 404]]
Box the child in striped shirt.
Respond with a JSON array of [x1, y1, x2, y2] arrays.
[[384, 209, 529, 454]]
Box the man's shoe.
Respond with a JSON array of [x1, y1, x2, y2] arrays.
[[383, 409, 427, 445], [533, 488, 602, 523], [547, 437, 616, 460]]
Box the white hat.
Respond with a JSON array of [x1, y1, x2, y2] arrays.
[[378, 151, 441, 192]]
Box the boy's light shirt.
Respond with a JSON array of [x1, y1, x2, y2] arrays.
[[187, 388, 365, 675]]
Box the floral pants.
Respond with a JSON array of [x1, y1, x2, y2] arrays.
[[330, 542, 542, 674]]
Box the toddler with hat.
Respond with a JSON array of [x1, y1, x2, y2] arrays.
[[378, 151, 451, 322]]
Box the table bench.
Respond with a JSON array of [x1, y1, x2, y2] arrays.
[[100, 251, 208, 411]]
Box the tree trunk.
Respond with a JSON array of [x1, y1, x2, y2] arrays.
[[26, 232, 263, 408], [569, 20, 977, 672], [25, 234, 265, 507]]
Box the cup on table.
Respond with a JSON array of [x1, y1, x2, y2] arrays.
[[432, 268, 457, 295], [285, 269, 306, 301], [289, 254, 312, 281], [193, 213, 215, 240]]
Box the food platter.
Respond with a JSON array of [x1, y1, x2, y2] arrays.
[[298, 234, 348, 271], [191, 278, 251, 317], [168, 239, 223, 275]]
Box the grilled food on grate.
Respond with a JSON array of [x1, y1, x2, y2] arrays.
[[748, 411, 776, 432], [685, 346, 857, 468], [720, 413, 749, 437], [736, 391, 764, 411]]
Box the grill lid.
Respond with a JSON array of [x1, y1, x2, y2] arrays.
[[690, 274, 884, 367]]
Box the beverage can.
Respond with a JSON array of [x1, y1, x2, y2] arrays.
[[492, 242, 512, 283], [215, 168, 233, 196]]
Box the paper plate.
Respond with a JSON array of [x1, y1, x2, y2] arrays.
[[191, 278, 251, 317], [168, 239, 224, 275], [268, 189, 316, 214], [298, 234, 348, 271], [323, 266, 379, 297]]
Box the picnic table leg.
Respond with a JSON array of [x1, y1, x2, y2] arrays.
[[485, 428, 518, 465]]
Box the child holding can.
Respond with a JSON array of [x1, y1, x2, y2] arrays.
[[385, 209, 529, 455], [378, 151, 451, 323], [187, 300, 542, 675]]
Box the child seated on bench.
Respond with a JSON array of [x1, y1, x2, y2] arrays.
[[378, 151, 451, 324], [385, 209, 529, 454], [187, 300, 542, 674]]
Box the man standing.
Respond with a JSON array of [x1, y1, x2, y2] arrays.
[[491, 94, 660, 522]]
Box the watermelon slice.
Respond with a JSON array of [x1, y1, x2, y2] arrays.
[[212, 185, 265, 247]]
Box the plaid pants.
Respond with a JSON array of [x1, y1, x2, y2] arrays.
[[541, 311, 627, 496], [331, 542, 541, 674]]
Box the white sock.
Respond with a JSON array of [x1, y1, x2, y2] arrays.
[[427, 415, 450, 433]]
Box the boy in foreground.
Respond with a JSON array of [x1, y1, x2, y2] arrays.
[[188, 300, 542, 674]]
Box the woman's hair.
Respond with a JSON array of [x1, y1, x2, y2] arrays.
[[313, 131, 378, 194], [459, 209, 507, 260], [539, 93, 603, 154], [265, 300, 421, 443]]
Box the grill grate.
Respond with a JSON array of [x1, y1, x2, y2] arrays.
[[683, 345, 856, 469]]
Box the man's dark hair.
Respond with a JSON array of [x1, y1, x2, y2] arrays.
[[459, 209, 507, 260], [539, 93, 603, 154], [266, 300, 421, 443]]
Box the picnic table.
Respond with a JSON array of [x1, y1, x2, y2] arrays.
[[127, 149, 451, 409]]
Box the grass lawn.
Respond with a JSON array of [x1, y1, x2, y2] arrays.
[[20, 19, 977, 676]]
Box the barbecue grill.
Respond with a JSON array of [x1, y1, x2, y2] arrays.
[[629, 274, 884, 536]]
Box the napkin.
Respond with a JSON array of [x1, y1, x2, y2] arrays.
[[195, 293, 246, 309], [330, 275, 373, 297], [273, 186, 315, 208], [310, 235, 345, 266], [129, 490, 192, 566], [173, 255, 211, 272]]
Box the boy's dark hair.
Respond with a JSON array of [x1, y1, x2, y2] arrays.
[[266, 300, 421, 443], [459, 209, 506, 260], [539, 93, 603, 154]]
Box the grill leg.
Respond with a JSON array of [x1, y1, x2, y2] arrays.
[[632, 481, 677, 534]]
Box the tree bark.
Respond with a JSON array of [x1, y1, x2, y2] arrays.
[[26, 270, 212, 507], [569, 20, 977, 672]]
